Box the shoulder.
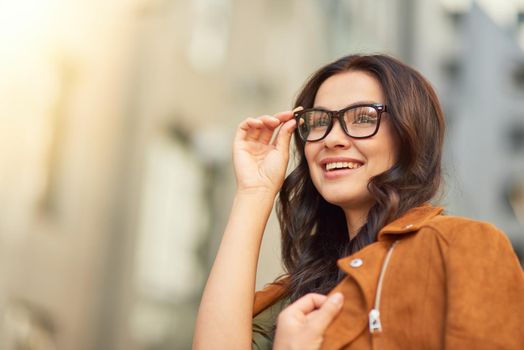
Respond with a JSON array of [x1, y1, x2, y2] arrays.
[[381, 205, 517, 259], [419, 214, 521, 267], [422, 214, 509, 245]]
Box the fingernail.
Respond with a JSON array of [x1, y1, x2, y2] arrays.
[[329, 293, 343, 306], [292, 106, 304, 113]]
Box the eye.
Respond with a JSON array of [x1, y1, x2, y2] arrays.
[[348, 107, 378, 125], [353, 114, 377, 124], [305, 111, 330, 128], [315, 113, 330, 127]]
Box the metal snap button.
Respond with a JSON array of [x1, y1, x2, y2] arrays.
[[350, 258, 363, 267]]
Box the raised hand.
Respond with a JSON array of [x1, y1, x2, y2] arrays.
[[233, 108, 301, 195]]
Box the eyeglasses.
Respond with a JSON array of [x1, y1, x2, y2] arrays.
[[294, 103, 387, 142]]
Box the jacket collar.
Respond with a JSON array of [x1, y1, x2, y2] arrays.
[[253, 279, 289, 317], [377, 204, 444, 240]]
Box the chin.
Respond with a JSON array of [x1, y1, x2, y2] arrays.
[[321, 191, 374, 210]]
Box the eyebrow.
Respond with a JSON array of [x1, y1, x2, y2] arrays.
[[312, 100, 382, 110]]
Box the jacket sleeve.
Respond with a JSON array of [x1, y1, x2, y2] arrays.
[[444, 221, 524, 350]]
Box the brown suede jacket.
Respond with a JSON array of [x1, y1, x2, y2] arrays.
[[252, 205, 524, 349]]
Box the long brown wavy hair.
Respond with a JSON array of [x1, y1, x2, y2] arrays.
[[276, 54, 446, 302]]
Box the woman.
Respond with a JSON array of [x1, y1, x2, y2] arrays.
[[193, 54, 524, 350]]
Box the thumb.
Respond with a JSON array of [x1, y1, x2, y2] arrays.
[[309, 292, 344, 331], [275, 118, 296, 154]]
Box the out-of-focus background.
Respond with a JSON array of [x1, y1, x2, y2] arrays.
[[0, 0, 523, 349]]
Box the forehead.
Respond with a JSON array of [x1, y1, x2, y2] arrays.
[[314, 70, 385, 110]]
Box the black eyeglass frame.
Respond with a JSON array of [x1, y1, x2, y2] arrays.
[[294, 103, 388, 142]]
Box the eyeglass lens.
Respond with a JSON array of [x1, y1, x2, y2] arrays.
[[297, 106, 380, 141]]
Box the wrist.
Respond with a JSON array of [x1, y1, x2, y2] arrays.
[[235, 186, 279, 199], [232, 189, 278, 216]]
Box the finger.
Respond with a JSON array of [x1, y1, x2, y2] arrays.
[[285, 293, 328, 315], [273, 106, 302, 123], [238, 117, 264, 141], [275, 118, 297, 154], [257, 108, 303, 144], [258, 115, 281, 144], [260, 115, 282, 128], [308, 293, 344, 331]]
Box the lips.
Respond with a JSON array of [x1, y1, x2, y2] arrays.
[[318, 157, 364, 180], [320, 157, 364, 172], [325, 161, 362, 171]]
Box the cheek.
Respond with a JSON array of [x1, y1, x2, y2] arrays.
[[384, 136, 400, 168], [304, 144, 316, 167], [370, 124, 400, 170], [372, 149, 396, 171], [304, 144, 322, 185]]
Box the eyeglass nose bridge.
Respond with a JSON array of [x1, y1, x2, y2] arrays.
[[326, 110, 350, 136]]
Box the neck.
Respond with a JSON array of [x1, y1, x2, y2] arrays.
[[344, 205, 372, 240]]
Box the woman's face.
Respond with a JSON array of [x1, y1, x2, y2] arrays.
[[304, 70, 399, 212]]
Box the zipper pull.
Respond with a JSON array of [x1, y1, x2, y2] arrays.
[[369, 309, 382, 333]]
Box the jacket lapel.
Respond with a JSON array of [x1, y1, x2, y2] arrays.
[[321, 241, 391, 349]]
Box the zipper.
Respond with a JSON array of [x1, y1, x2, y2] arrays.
[[369, 240, 399, 333]]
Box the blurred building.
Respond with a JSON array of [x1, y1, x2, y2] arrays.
[[0, 1, 522, 350], [443, 3, 524, 256]]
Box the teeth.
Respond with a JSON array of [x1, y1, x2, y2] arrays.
[[325, 162, 362, 171]]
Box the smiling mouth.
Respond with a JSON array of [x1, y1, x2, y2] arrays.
[[325, 161, 363, 171]]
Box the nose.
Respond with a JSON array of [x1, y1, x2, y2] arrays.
[[323, 118, 351, 149]]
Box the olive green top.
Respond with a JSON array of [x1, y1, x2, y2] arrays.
[[252, 297, 289, 350]]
